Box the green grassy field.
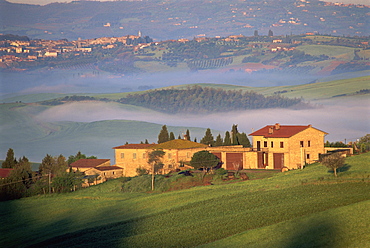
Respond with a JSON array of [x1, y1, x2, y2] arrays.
[[296, 45, 355, 59], [1, 153, 369, 247], [162, 75, 370, 101]]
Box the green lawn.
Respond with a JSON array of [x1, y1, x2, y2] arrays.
[[1, 153, 369, 247]]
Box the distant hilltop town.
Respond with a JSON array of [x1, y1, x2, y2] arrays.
[[0, 32, 369, 75]]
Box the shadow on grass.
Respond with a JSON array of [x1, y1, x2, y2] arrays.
[[327, 164, 351, 174], [285, 217, 338, 248]]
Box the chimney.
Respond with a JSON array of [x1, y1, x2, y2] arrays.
[[275, 123, 280, 130], [268, 126, 274, 134]]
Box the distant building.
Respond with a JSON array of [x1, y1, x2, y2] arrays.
[[0, 168, 13, 179], [69, 159, 123, 186]]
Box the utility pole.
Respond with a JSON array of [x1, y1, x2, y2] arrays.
[[48, 172, 51, 194]]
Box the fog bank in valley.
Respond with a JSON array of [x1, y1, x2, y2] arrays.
[[35, 97, 369, 144]]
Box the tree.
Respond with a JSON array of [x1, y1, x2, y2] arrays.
[[169, 132, 175, 141], [268, 29, 273, 37], [67, 151, 97, 165], [231, 124, 239, 145], [147, 149, 165, 190], [136, 166, 149, 176], [237, 132, 251, 148], [223, 131, 231, 146], [200, 128, 214, 146], [52, 171, 82, 193], [158, 125, 169, 144], [321, 152, 345, 177], [215, 134, 223, 146], [190, 150, 220, 180], [254, 30, 259, 37], [185, 129, 191, 141], [2, 148, 17, 168]]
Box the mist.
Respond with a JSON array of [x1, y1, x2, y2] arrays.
[[35, 97, 369, 144], [0, 69, 325, 97]]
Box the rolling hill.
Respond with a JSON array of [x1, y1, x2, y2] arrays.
[[1, 152, 369, 247]]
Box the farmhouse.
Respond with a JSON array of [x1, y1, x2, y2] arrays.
[[249, 124, 327, 169], [69, 159, 123, 186], [113, 124, 328, 177]]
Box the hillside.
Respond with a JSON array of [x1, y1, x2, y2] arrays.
[[1, 152, 369, 247], [4, 75, 369, 103], [0, 0, 368, 41]]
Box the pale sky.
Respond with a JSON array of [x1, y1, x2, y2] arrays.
[[6, 0, 370, 6]]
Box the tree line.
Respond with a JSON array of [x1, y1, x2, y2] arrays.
[[118, 85, 303, 114], [0, 149, 96, 201], [157, 124, 251, 148]]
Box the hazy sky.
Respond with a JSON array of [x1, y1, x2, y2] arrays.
[[7, 0, 370, 5]]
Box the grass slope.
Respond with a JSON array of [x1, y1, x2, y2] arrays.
[[1, 153, 369, 247]]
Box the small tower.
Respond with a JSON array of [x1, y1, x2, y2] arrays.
[[138, 30, 142, 37]]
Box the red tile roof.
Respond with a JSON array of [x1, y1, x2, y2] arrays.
[[70, 159, 110, 168], [0, 168, 13, 178], [112, 144, 155, 149], [249, 124, 327, 138]]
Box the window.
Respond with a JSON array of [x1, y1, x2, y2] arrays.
[[133, 153, 137, 159], [264, 141, 268, 147], [113, 171, 115, 175], [306, 154, 310, 159], [168, 153, 172, 159], [280, 142, 284, 148], [120, 153, 124, 159], [271, 141, 274, 148], [300, 141, 304, 147], [308, 140, 311, 147]]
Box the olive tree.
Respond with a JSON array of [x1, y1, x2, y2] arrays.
[[190, 150, 220, 180], [321, 152, 345, 177]]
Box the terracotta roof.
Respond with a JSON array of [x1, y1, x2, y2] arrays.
[[70, 159, 110, 168], [0, 168, 13, 178], [249, 124, 327, 138], [112, 144, 155, 149], [94, 166, 123, 171]]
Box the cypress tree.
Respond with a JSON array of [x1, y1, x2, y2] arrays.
[[169, 132, 175, 141], [224, 131, 231, 146], [215, 134, 223, 146], [158, 125, 169, 144], [237, 132, 251, 148], [186, 129, 191, 141], [231, 124, 239, 145], [2, 148, 17, 168], [200, 128, 214, 146]]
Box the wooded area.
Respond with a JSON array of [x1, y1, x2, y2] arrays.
[[118, 86, 303, 113]]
